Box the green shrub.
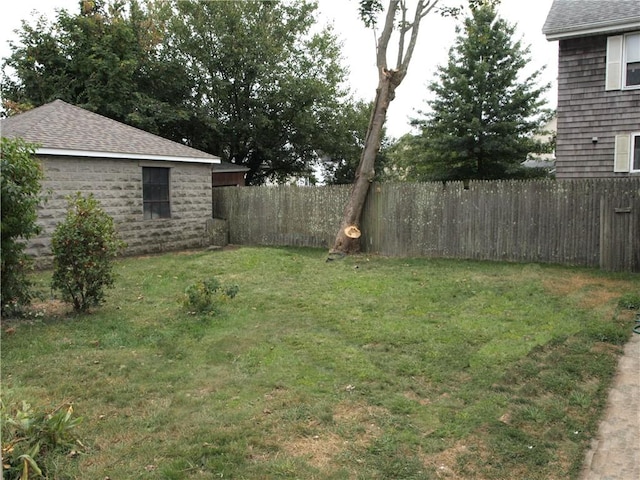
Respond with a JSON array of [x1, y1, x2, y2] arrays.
[[1, 401, 83, 480], [183, 277, 238, 314], [51, 193, 126, 312], [1, 137, 43, 316]]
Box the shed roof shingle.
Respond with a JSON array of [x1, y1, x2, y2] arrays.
[[542, 0, 640, 40], [0, 100, 220, 164]]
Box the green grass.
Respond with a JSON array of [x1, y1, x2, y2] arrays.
[[2, 247, 638, 479]]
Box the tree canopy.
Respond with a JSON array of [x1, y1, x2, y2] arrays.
[[405, 4, 552, 181], [320, 99, 392, 185], [2, 0, 191, 140], [2, 0, 364, 184], [163, 0, 357, 184]]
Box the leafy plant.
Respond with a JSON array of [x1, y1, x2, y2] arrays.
[[0, 137, 43, 316], [1, 401, 83, 480], [51, 193, 126, 312], [183, 277, 238, 314]]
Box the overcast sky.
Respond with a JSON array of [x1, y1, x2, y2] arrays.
[[1, 0, 558, 138]]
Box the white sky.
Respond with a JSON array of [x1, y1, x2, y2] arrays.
[[0, 0, 558, 138]]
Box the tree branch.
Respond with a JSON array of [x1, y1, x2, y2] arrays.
[[419, 0, 438, 19], [400, 0, 439, 73], [376, 0, 399, 72], [395, 0, 408, 69]]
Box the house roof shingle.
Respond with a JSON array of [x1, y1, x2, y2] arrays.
[[0, 100, 220, 164], [542, 0, 640, 40]]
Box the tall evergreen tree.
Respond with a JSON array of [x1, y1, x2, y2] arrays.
[[411, 4, 552, 181]]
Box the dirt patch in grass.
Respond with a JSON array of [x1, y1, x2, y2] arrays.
[[281, 431, 344, 469], [30, 299, 73, 316], [421, 439, 485, 479], [591, 341, 623, 355], [2, 299, 73, 332], [279, 401, 386, 469], [332, 400, 386, 442]]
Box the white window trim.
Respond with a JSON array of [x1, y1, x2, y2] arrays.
[[606, 32, 640, 91]]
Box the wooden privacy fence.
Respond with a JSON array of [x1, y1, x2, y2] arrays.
[[212, 178, 640, 272]]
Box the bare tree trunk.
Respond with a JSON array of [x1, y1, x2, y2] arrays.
[[329, 0, 437, 257], [330, 72, 399, 255]]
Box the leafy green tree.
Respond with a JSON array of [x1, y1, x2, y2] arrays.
[[410, 4, 552, 181], [0, 137, 43, 315], [164, 0, 351, 184], [321, 100, 390, 185], [51, 193, 125, 312], [3, 0, 363, 185], [378, 133, 426, 181], [2, 0, 193, 141]]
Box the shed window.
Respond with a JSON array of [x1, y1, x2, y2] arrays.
[[143, 167, 171, 219]]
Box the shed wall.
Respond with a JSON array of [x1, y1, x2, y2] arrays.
[[28, 156, 213, 262]]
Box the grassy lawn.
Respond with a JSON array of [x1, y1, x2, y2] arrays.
[[2, 246, 638, 479]]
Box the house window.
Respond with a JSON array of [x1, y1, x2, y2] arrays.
[[625, 33, 640, 87], [614, 133, 640, 173], [633, 134, 640, 172], [606, 33, 640, 90], [143, 167, 171, 219]]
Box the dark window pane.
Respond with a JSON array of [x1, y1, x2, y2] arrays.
[[626, 62, 640, 86], [142, 167, 170, 219], [158, 202, 171, 218], [633, 136, 640, 171], [143, 167, 169, 185], [144, 185, 169, 202]]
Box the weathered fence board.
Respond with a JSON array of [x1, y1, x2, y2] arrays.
[[212, 178, 640, 271], [599, 189, 640, 271]]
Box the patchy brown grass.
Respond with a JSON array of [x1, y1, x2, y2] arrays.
[[279, 400, 386, 469], [30, 298, 73, 316], [281, 431, 344, 469], [543, 274, 630, 310], [404, 390, 432, 406], [421, 438, 489, 480]]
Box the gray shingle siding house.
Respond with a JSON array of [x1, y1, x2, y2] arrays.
[[543, 0, 640, 178], [1, 100, 221, 261]]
